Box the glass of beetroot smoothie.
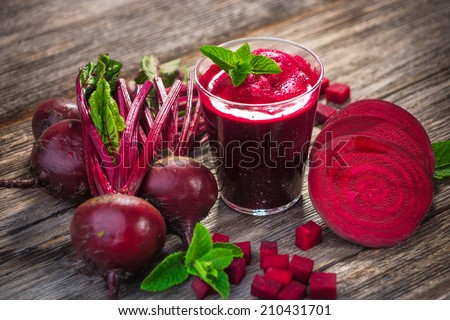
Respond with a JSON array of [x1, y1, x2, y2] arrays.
[[195, 37, 323, 215]]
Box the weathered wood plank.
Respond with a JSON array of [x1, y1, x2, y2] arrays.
[[0, 0, 449, 300]]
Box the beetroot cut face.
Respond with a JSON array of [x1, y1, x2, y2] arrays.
[[225, 258, 247, 285], [250, 274, 284, 300], [289, 254, 314, 284], [295, 221, 322, 251], [308, 135, 434, 248], [310, 272, 337, 300], [277, 280, 306, 300]]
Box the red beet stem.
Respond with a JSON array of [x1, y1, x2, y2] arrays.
[[0, 177, 38, 188], [76, 73, 116, 184], [121, 80, 183, 195], [175, 73, 195, 156], [185, 98, 202, 153], [117, 80, 153, 189]]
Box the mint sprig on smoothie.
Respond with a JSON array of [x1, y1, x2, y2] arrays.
[[199, 42, 282, 86]]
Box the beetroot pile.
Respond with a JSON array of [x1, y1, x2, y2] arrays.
[[309, 99, 435, 247]]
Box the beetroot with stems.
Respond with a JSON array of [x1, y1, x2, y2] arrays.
[[320, 99, 435, 174], [308, 135, 434, 247], [139, 156, 218, 247], [31, 97, 80, 139], [0, 119, 89, 202], [295, 220, 322, 251], [70, 194, 166, 299]]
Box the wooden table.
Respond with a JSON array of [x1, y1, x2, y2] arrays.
[[0, 0, 449, 300]]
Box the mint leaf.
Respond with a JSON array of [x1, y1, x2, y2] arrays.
[[88, 77, 125, 158], [212, 242, 243, 258], [159, 58, 181, 87], [250, 55, 282, 74], [198, 248, 234, 270], [235, 42, 252, 62], [199, 42, 281, 87], [199, 45, 236, 73], [206, 270, 230, 299], [141, 252, 188, 292], [185, 223, 213, 265], [432, 140, 450, 180]]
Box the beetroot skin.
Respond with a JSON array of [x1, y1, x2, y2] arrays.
[[30, 119, 89, 201], [139, 156, 218, 247], [31, 97, 80, 139], [70, 194, 166, 298]]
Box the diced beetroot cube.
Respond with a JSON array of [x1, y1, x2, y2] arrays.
[[295, 220, 322, 251], [260, 240, 278, 268], [261, 254, 289, 271], [320, 77, 330, 94], [212, 233, 229, 243], [191, 277, 215, 300], [225, 258, 246, 284], [265, 267, 293, 286], [289, 254, 314, 284], [250, 274, 284, 300], [325, 83, 350, 104], [234, 241, 251, 264], [310, 272, 337, 300], [277, 280, 307, 300], [315, 102, 337, 124]]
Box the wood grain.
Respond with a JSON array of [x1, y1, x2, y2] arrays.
[[0, 0, 449, 299]]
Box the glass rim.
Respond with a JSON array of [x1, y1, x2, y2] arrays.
[[194, 36, 324, 108]]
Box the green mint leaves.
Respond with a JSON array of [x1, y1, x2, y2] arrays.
[[199, 42, 282, 87], [141, 223, 243, 299], [432, 140, 450, 180]]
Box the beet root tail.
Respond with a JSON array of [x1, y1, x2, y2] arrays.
[[107, 270, 121, 300], [0, 177, 38, 189]]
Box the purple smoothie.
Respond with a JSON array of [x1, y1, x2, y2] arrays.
[[197, 48, 321, 213]]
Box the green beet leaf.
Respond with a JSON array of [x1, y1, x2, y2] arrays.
[[432, 140, 450, 180], [141, 252, 189, 292], [88, 78, 125, 158]]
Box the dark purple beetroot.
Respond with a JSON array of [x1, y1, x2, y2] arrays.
[[70, 194, 166, 299], [259, 240, 278, 268], [0, 119, 89, 201], [139, 156, 218, 247], [250, 274, 284, 300], [277, 281, 306, 300], [261, 254, 289, 271], [191, 277, 215, 299], [289, 254, 314, 284], [295, 221, 322, 251], [31, 97, 80, 139], [225, 258, 246, 285], [313, 114, 434, 174], [265, 267, 293, 286], [212, 233, 230, 243], [234, 241, 251, 265], [310, 272, 337, 300], [320, 99, 435, 174], [325, 83, 350, 104], [308, 135, 434, 247]]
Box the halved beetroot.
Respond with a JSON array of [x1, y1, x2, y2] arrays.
[[321, 99, 435, 174], [313, 114, 434, 174], [308, 135, 434, 247]]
